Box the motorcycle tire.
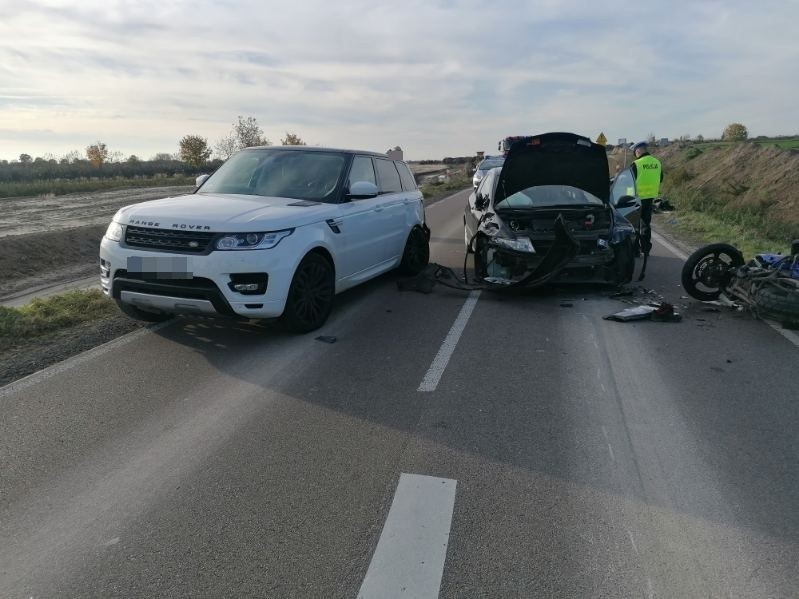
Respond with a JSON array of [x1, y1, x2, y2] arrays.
[[754, 282, 799, 325], [681, 243, 745, 301]]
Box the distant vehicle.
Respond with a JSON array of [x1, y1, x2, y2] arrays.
[[100, 147, 430, 332], [498, 136, 528, 155], [472, 155, 505, 189], [465, 133, 639, 287]]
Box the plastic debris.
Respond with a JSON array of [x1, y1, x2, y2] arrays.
[[484, 276, 513, 286], [603, 305, 658, 321], [315, 335, 337, 344], [604, 303, 681, 323]]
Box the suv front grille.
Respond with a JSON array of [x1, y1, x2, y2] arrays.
[[125, 226, 215, 253]]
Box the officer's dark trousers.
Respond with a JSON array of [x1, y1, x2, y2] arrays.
[[639, 198, 654, 255]]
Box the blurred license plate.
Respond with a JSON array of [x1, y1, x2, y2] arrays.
[[127, 256, 192, 279]]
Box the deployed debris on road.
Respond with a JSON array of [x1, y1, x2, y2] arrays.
[[604, 302, 682, 323], [397, 264, 476, 294], [604, 305, 657, 322]]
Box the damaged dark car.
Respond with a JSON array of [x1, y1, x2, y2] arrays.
[[463, 132, 639, 288]]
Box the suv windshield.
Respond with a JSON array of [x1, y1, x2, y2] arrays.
[[495, 185, 603, 210], [200, 149, 347, 201]]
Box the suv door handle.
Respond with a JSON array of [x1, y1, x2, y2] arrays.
[[374, 207, 384, 212]]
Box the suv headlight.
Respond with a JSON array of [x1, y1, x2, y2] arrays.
[[215, 229, 293, 250], [105, 221, 124, 242], [493, 236, 536, 253]]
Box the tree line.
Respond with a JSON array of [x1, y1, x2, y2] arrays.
[[1, 116, 306, 184]]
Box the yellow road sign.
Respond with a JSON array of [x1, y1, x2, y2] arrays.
[[596, 132, 607, 146]]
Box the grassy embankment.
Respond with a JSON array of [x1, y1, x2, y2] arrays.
[[0, 290, 118, 352], [650, 142, 799, 258], [420, 170, 472, 204], [692, 137, 799, 151], [0, 175, 196, 198]]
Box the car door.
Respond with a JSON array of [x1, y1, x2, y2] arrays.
[[373, 158, 408, 262], [334, 155, 389, 279], [610, 167, 641, 230], [395, 160, 424, 258], [466, 171, 494, 240]]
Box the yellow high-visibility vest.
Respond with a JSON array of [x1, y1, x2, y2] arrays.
[[633, 155, 662, 198]]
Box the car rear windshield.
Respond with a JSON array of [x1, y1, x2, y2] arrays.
[[495, 185, 603, 210], [199, 149, 347, 201], [479, 159, 504, 170]]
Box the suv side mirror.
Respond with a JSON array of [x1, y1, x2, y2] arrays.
[[348, 180, 379, 200], [195, 173, 210, 188], [616, 195, 637, 208]]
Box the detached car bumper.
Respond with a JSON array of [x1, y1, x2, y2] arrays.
[[100, 237, 300, 318]]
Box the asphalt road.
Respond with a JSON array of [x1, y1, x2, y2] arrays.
[[2, 189, 798, 598]]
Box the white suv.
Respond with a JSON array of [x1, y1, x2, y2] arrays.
[[100, 147, 430, 332]]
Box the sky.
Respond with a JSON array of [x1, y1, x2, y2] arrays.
[[0, 0, 797, 161]]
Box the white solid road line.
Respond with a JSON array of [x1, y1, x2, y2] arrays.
[[0, 321, 171, 400], [358, 473, 457, 599], [653, 230, 799, 350], [418, 290, 481, 392], [651, 230, 689, 260], [764, 319, 799, 348]]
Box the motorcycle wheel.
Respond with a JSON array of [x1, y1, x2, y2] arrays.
[[681, 243, 744, 301]]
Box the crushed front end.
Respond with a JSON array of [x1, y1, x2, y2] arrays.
[[474, 205, 635, 288]]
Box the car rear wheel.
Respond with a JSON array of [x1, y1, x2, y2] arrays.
[[398, 227, 430, 275], [115, 299, 173, 323], [281, 253, 335, 333]]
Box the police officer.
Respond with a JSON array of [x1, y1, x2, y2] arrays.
[[629, 141, 663, 260]]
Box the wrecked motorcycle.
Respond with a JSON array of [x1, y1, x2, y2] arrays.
[[681, 240, 799, 324]]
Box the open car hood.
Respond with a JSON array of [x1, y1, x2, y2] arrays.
[[495, 132, 610, 204]]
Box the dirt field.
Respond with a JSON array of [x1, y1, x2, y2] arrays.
[[0, 185, 195, 301], [0, 185, 195, 238]]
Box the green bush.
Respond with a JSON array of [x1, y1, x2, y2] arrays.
[[684, 147, 703, 160]]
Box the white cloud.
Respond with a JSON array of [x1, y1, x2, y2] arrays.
[[0, 0, 797, 160]]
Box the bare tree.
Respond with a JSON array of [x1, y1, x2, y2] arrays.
[[214, 133, 239, 160], [234, 115, 270, 148]]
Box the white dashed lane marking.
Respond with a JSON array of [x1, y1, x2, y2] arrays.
[[358, 473, 457, 599], [418, 291, 481, 392]]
